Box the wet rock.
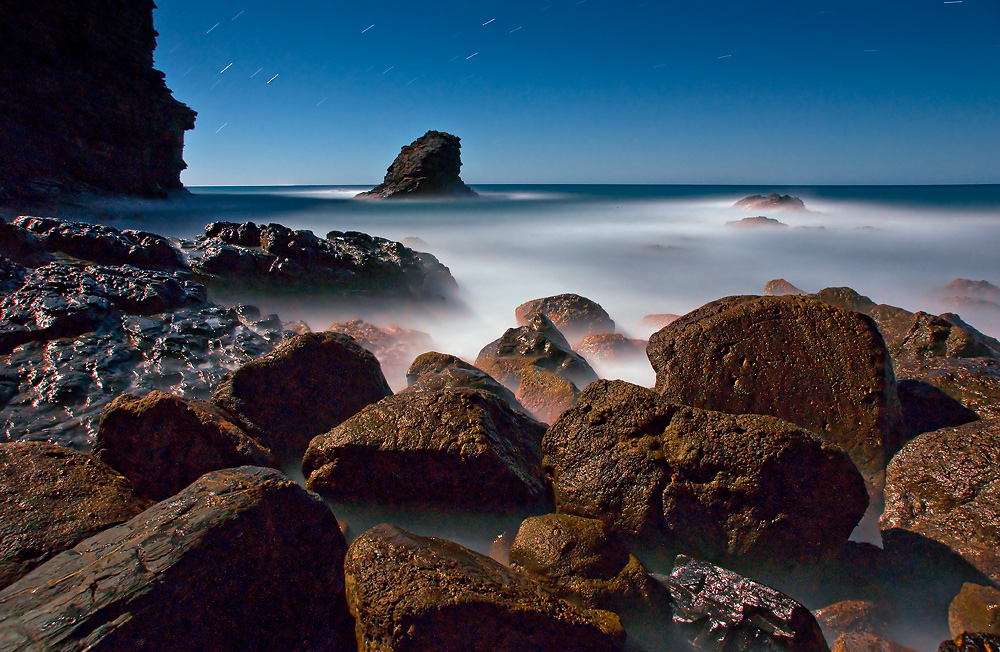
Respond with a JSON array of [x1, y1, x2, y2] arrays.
[[949, 583, 1000, 638], [577, 333, 648, 366], [543, 380, 868, 566], [765, 279, 808, 296], [726, 215, 789, 228], [327, 318, 433, 389], [880, 419, 1000, 586], [404, 356, 530, 417], [93, 390, 276, 501], [0, 466, 354, 651], [0, 441, 150, 589], [212, 331, 392, 456], [357, 130, 477, 199], [894, 357, 1000, 422], [509, 513, 669, 614], [733, 193, 808, 211], [406, 351, 478, 382], [0, 221, 52, 267], [0, 256, 27, 295], [939, 633, 1000, 652], [302, 384, 547, 509], [516, 364, 583, 424], [515, 293, 616, 344], [13, 216, 185, 270], [647, 294, 902, 484], [666, 555, 830, 651], [897, 378, 980, 440], [0, 301, 280, 448], [344, 523, 625, 651]]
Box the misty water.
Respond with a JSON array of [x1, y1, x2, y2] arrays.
[[76, 184, 1000, 650]]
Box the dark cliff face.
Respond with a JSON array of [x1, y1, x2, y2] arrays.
[[0, 0, 196, 199], [358, 131, 477, 199]]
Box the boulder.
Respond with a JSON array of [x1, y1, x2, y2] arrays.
[[212, 331, 392, 456], [941, 279, 1000, 306], [666, 555, 830, 651], [93, 390, 275, 500], [765, 279, 808, 296], [344, 524, 625, 651], [896, 378, 979, 440], [647, 294, 902, 484], [404, 355, 529, 417], [811, 601, 918, 652], [509, 513, 668, 614], [949, 583, 1000, 638], [356, 130, 477, 199], [543, 380, 868, 566], [726, 215, 789, 228], [0, 442, 150, 589], [826, 633, 918, 652], [576, 333, 647, 367], [302, 384, 548, 510], [880, 419, 1000, 586], [732, 193, 807, 211], [894, 357, 1000, 422], [0, 466, 354, 651], [939, 633, 1000, 652], [514, 294, 615, 344]]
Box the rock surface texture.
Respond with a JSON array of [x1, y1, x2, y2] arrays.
[[344, 524, 625, 651], [0, 466, 354, 652], [0, 0, 195, 199], [357, 131, 477, 199]]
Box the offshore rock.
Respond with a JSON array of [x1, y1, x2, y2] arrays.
[[726, 215, 789, 228], [302, 385, 547, 509], [509, 513, 669, 614], [0, 466, 354, 652], [212, 331, 393, 456], [0, 300, 280, 448], [94, 391, 275, 501], [949, 583, 1000, 638], [896, 378, 980, 441], [357, 130, 477, 199], [344, 524, 625, 652], [647, 294, 902, 484], [404, 353, 530, 417], [0, 219, 52, 267], [895, 357, 1000, 423], [543, 380, 868, 566], [188, 220, 456, 300], [0, 1, 195, 199], [732, 193, 807, 211], [667, 555, 830, 652], [941, 279, 1000, 306], [765, 279, 808, 296], [0, 442, 150, 589], [515, 293, 616, 344]]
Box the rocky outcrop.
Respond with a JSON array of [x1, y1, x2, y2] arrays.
[[726, 215, 789, 228], [302, 384, 548, 509], [0, 1, 195, 199], [576, 333, 648, 367], [0, 466, 354, 652], [0, 442, 150, 589], [733, 193, 807, 211], [344, 524, 625, 651], [514, 294, 615, 344], [765, 279, 808, 296], [543, 380, 868, 567], [357, 131, 477, 199]]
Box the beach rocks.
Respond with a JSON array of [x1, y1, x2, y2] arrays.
[[357, 130, 477, 199], [949, 583, 1000, 637], [515, 293, 615, 344], [733, 193, 807, 211], [543, 380, 868, 566], [302, 384, 547, 509], [344, 524, 625, 651], [212, 331, 392, 456], [647, 294, 902, 483], [0, 442, 150, 589], [0, 466, 354, 651], [666, 555, 830, 651], [93, 390, 275, 500], [509, 514, 668, 614]]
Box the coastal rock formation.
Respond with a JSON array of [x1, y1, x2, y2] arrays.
[[765, 279, 808, 296], [357, 130, 477, 199], [0, 442, 149, 589], [0, 1, 195, 199], [543, 380, 868, 566], [515, 293, 616, 344], [405, 353, 530, 417], [0, 466, 354, 652], [726, 215, 789, 228], [733, 193, 808, 211], [344, 524, 625, 651]]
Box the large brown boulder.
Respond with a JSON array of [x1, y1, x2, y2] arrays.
[[939, 633, 1000, 652], [0, 442, 150, 589], [514, 294, 616, 344], [344, 524, 625, 651], [0, 466, 354, 651], [404, 352, 529, 417], [356, 130, 477, 199], [647, 294, 902, 483], [212, 331, 392, 456], [302, 384, 548, 510], [93, 390, 275, 500], [543, 380, 868, 567]]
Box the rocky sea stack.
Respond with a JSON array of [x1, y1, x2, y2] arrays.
[[358, 130, 477, 199], [0, 0, 196, 200]]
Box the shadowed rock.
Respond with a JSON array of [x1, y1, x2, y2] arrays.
[[93, 390, 275, 501], [949, 583, 1000, 638], [897, 379, 980, 440], [0, 442, 150, 589], [344, 524, 625, 651], [0, 466, 354, 651], [357, 130, 477, 199], [543, 380, 868, 567], [515, 294, 615, 344]]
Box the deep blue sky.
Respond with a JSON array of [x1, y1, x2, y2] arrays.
[[152, 0, 1000, 186]]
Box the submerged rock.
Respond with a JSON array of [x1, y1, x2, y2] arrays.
[[357, 130, 477, 199], [732, 193, 807, 211], [895, 357, 1000, 423], [0, 442, 150, 589], [344, 524, 625, 651], [0, 466, 354, 651], [515, 293, 616, 344]]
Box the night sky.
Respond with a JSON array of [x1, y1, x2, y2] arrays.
[[152, 0, 1000, 186]]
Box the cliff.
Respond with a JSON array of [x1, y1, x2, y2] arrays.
[[0, 0, 196, 199], [358, 131, 477, 199]]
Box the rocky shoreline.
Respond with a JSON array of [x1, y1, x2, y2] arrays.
[[1, 214, 999, 651]]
